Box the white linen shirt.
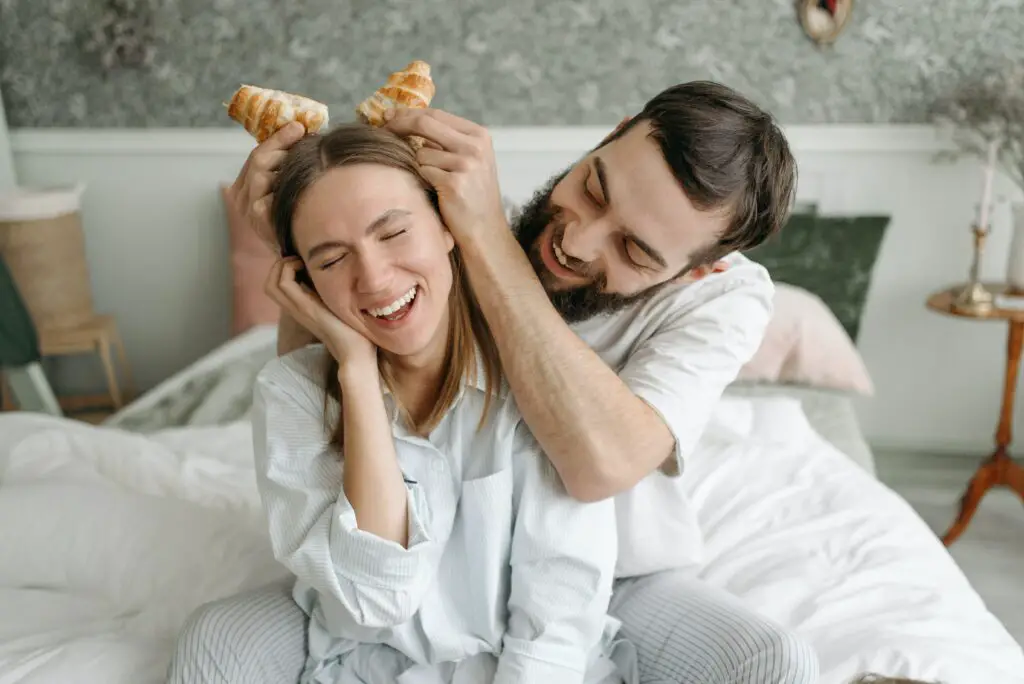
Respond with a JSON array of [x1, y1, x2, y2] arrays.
[[568, 251, 774, 577], [252, 347, 633, 684]]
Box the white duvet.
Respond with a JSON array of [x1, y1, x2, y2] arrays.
[[1, 397, 1022, 684]]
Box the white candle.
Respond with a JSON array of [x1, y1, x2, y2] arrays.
[[978, 139, 998, 228]]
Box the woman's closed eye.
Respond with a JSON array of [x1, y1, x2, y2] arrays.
[[319, 254, 346, 270]]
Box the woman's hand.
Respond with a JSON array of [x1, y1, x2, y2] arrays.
[[264, 257, 378, 372]]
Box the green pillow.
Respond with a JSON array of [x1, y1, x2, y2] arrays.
[[745, 214, 891, 342]]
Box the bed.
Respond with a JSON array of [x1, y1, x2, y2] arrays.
[[1, 323, 1022, 684]]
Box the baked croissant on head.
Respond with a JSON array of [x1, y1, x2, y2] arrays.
[[226, 85, 329, 142], [356, 60, 436, 148]]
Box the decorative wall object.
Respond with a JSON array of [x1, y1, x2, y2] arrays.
[[1, 1, 1023, 127], [798, 0, 855, 46]]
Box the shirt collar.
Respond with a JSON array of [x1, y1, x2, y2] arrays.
[[377, 342, 493, 397]]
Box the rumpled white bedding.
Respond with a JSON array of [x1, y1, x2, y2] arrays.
[[0, 417, 288, 684], [1, 396, 1022, 684]]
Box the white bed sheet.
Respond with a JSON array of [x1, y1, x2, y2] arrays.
[[0, 387, 1021, 683]]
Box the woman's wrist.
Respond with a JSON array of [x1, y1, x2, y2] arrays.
[[337, 359, 381, 392]]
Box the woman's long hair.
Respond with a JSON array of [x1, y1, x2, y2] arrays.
[[270, 123, 503, 449]]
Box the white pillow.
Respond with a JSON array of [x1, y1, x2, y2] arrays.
[[736, 283, 874, 395], [0, 479, 287, 638]]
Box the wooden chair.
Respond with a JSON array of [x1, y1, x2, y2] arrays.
[[2, 314, 135, 417]]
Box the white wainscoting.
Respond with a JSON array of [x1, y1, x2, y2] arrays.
[[8, 124, 1023, 453], [0, 90, 15, 192]]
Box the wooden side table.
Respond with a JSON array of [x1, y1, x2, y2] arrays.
[[927, 283, 1024, 546], [1, 314, 136, 418]]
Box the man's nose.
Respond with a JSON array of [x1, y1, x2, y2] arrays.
[[560, 218, 605, 267]]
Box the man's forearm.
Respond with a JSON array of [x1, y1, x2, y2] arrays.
[[277, 311, 320, 356], [460, 228, 675, 501]]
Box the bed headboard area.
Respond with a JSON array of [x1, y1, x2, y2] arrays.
[[8, 124, 1023, 453]]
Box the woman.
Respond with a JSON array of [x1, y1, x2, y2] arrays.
[[250, 122, 633, 684]]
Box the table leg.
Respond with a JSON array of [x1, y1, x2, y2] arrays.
[[97, 338, 123, 410], [110, 327, 137, 402], [943, 320, 1024, 545]]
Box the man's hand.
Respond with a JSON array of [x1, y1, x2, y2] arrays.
[[382, 108, 509, 243], [226, 121, 307, 250]]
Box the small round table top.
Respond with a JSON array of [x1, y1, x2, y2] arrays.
[[928, 282, 1024, 323]]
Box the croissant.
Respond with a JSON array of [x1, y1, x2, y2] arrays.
[[226, 85, 329, 143], [356, 60, 436, 148]]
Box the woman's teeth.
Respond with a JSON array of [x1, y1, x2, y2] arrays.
[[368, 286, 417, 318]]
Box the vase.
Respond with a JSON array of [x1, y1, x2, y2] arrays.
[[1008, 203, 1024, 294]]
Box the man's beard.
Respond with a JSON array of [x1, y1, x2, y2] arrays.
[[512, 169, 653, 324]]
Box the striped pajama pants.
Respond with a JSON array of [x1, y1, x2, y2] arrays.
[[165, 570, 818, 684]]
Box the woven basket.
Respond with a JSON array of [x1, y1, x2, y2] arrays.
[[0, 185, 95, 332]]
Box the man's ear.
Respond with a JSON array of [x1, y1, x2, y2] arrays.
[[671, 259, 730, 284], [599, 116, 633, 146]]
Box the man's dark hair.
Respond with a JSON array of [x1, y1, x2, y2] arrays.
[[605, 81, 798, 273]]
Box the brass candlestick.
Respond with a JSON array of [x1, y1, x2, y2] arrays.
[[952, 223, 995, 315]]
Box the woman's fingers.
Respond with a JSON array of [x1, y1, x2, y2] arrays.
[[265, 257, 302, 305], [273, 258, 332, 328], [263, 257, 288, 303], [275, 258, 311, 302]]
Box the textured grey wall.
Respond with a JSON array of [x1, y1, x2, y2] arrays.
[[2, 0, 1023, 128]]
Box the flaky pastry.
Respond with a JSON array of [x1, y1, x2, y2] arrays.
[[356, 60, 436, 147], [226, 85, 329, 142]]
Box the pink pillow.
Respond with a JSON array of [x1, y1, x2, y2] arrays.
[[220, 184, 279, 336], [737, 283, 874, 396]]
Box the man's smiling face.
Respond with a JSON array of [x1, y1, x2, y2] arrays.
[[513, 121, 730, 323]]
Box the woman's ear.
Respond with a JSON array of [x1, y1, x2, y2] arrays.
[[443, 228, 456, 252]]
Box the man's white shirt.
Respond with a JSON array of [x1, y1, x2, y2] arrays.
[[569, 251, 774, 577]]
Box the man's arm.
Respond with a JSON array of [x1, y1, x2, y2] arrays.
[[380, 110, 676, 501], [459, 228, 675, 502], [383, 108, 771, 502], [463, 232, 773, 502]]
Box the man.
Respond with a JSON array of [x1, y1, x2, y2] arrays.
[[168, 81, 818, 684]]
